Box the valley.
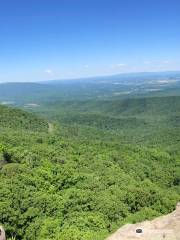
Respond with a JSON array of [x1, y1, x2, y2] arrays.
[[0, 72, 180, 239]]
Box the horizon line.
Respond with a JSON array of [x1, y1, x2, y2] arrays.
[[0, 70, 180, 84]]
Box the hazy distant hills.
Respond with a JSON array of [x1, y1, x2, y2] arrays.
[[44, 71, 180, 84], [0, 71, 180, 106], [0, 82, 55, 104]]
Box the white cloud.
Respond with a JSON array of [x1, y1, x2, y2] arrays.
[[45, 69, 53, 75], [116, 63, 126, 67], [110, 63, 127, 68]]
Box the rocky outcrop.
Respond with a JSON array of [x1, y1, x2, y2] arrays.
[[0, 226, 6, 240], [107, 203, 180, 240]]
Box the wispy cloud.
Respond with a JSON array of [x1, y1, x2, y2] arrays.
[[116, 63, 126, 67], [110, 63, 127, 68], [45, 69, 53, 75], [84, 64, 89, 68]]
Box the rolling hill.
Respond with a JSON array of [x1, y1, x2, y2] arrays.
[[0, 71, 180, 106], [0, 104, 48, 132], [0, 85, 179, 240]]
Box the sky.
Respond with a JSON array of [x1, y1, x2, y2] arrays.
[[0, 0, 180, 82]]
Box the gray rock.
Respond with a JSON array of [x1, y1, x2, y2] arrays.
[[107, 202, 180, 240], [0, 226, 6, 240]]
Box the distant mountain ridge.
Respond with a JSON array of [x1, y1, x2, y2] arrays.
[[0, 71, 180, 105], [43, 71, 180, 84]]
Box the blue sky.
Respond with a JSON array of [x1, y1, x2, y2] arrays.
[[0, 0, 180, 82]]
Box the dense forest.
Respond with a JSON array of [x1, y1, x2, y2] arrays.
[[0, 86, 180, 240], [0, 74, 180, 239]]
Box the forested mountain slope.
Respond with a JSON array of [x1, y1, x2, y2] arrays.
[[0, 96, 179, 240], [48, 95, 180, 116], [36, 95, 180, 145], [0, 105, 48, 131]]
